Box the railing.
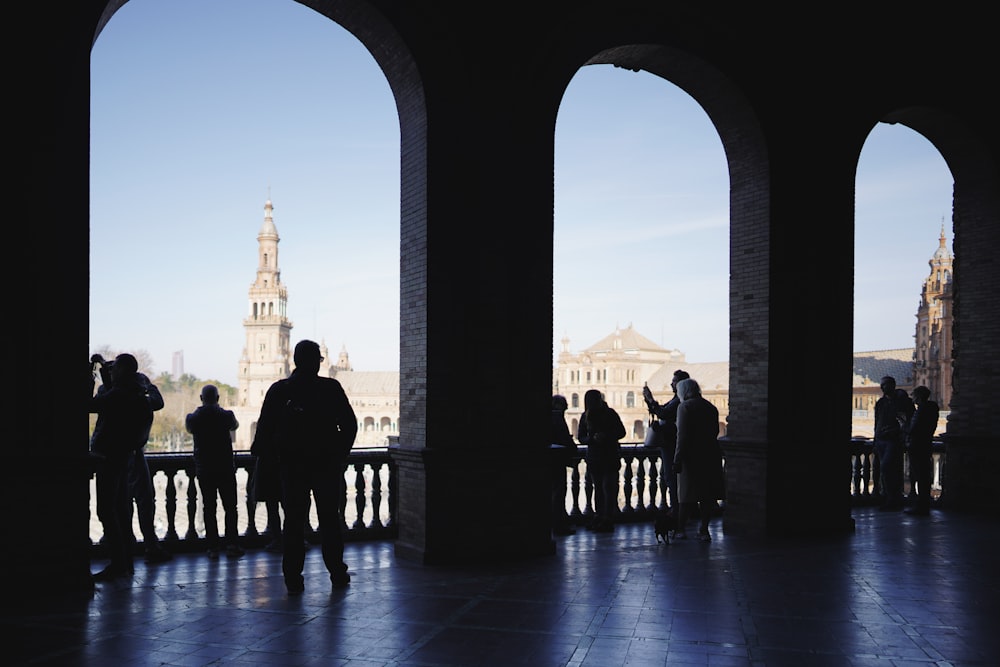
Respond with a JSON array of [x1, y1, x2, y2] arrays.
[[90, 439, 947, 557], [848, 437, 947, 507], [89, 448, 396, 557]]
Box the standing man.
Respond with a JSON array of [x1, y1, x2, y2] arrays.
[[186, 384, 244, 558], [643, 369, 690, 512], [253, 340, 358, 594], [904, 386, 939, 516], [874, 376, 908, 511], [91, 353, 172, 565], [129, 370, 173, 564], [89, 353, 153, 580]]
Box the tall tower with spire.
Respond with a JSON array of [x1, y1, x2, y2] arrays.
[[236, 199, 293, 439], [913, 223, 953, 410]]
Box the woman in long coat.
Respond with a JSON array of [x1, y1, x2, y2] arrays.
[[672, 378, 724, 541]]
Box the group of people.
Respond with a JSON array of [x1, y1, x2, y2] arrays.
[[642, 371, 724, 541], [874, 375, 940, 515], [88, 339, 359, 595], [88, 353, 171, 579], [550, 369, 725, 541], [91, 350, 939, 590]]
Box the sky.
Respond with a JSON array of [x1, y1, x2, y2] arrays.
[[90, 0, 954, 387]]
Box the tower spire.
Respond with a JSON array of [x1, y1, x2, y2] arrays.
[[236, 197, 294, 424]]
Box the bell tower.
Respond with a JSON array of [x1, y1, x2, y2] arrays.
[[236, 198, 293, 445], [913, 222, 953, 408]]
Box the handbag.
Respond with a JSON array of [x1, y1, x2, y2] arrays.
[[644, 418, 663, 448], [248, 455, 282, 504]]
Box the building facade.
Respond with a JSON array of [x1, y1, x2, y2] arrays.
[[913, 225, 955, 409], [233, 206, 952, 447]]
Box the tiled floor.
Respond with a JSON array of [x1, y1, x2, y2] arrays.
[[8, 507, 999, 666]]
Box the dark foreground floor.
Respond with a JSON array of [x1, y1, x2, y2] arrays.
[[8, 507, 1000, 666]]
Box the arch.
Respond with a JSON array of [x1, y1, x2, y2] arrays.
[[93, 0, 427, 446], [578, 44, 770, 439], [881, 107, 1000, 438]]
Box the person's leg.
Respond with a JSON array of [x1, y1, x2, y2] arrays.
[[590, 466, 607, 526], [874, 439, 895, 508], [601, 464, 618, 526], [265, 500, 283, 550], [198, 473, 221, 554], [217, 471, 243, 554], [279, 463, 309, 592], [697, 501, 712, 539], [660, 446, 678, 510], [310, 463, 349, 587], [885, 438, 904, 508], [674, 502, 690, 538], [912, 447, 932, 513], [95, 459, 132, 577], [130, 450, 170, 561], [584, 461, 601, 528]]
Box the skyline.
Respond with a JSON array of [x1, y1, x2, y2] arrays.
[[90, 0, 953, 387]]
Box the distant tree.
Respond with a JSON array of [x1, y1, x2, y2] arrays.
[[177, 372, 201, 390], [154, 371, 176, 393]]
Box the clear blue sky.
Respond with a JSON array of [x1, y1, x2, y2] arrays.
[[90, 0, 954, 386]]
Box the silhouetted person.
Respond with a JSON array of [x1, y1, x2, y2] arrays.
[[550, 394, 578, 536], [874, 376, 909, 511], [186, 384, 244, 558], [577, 389, 626, 533], [129, 371, 172, 563], [642, 369, 690, 512], [253, 340, 358, 594], [89, 353, 153, 580], [672, 378, 723, 541], [91, 354, 172, 564], [904, 385, 939, 516]]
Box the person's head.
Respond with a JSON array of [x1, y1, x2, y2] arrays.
[[912, 385, 931, 403], [880, 376, 896, 396], [200, 384, 220, 405], [552, 394, 568, 412], [293, 339, 323, 375], [110, 353, 138, 385], [583, 389, 604, 413], [676, 378, 702, 402], [670, 369, 690, 394]]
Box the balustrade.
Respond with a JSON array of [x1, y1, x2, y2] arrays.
[[849, 438, 947, 506], [89, 439, 948, 557]]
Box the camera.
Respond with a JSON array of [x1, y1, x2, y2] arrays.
[[91, 354, 114, 384]]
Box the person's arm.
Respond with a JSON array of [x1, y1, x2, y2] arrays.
[[138, 374, 165, 411], [673, 404, 688, 471], [251, 383, 281, 457], [334, 385, 358, 449], [610, 409, 627, 442], [557, 420, 575, 447], [576, 415, 589, 444]]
